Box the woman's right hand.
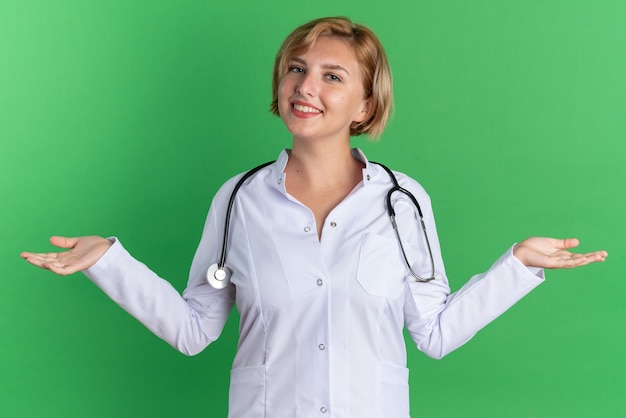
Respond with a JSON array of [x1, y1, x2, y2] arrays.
[[20, 236, 113, 276]]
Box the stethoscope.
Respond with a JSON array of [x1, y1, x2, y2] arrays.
[[206, 161, 436, 289]]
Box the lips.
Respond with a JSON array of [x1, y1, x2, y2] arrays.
[[292, 102, 322, 114]]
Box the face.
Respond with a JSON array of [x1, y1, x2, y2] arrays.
[[277, 36, 370, 143]]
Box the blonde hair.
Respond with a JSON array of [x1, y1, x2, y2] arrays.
[[270, 17, 393, 139]]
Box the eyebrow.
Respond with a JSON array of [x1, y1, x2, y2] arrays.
[[290, 57, 351, 76]]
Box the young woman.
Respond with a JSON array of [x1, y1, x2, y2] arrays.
[[21, 17, 607, 418]]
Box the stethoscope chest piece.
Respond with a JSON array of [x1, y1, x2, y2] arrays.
[[206, 263, 232, 289], [205, 159, 438, 290]]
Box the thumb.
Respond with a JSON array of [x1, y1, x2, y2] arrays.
[[49, 236, 78, 249], [560, 238, 580, 250]]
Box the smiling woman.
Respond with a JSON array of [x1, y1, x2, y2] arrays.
[[278, 37, 370, 147], [270, 16, 392, 139], [19, 16, 607, 418]]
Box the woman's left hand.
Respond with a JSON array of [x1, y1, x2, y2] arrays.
[[513, 237, 607, 269]]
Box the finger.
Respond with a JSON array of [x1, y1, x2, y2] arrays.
[[555, 251, 608, 269], [21, 252, 59, 269], [49, 236, 78, 249], [584, 250, 608, 263], [21, 255, 48, 269], [560, 238, 580, 250], [42, 261, 81, 276], [21, 252, 60, 263], [22, 252, 82, 275], [20, 251, 35, 259]]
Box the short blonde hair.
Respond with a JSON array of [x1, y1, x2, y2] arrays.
[[270, 17, 393, 139]]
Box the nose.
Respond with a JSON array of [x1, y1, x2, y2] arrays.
[[296, 72, 316, 96]]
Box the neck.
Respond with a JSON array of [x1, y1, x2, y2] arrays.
[[286, 139, 363, 192]]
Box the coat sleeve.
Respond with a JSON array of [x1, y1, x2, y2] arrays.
[[399, 177, 544, 359], [82, 180, 238, 356]]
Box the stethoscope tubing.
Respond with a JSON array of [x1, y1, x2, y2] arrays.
[[373, 162, 436, 282], [209, 159, 436, 288], [217, 161, 275, 269]]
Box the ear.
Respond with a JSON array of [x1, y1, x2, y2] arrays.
[[353, 97, 372, 123]]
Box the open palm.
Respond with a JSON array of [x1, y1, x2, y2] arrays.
[[20, 236, 112, 276], [513, 237, 607, 269]]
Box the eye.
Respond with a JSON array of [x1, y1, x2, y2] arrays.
[[326, 73, 342, 82], [288, 65, 305, 74]]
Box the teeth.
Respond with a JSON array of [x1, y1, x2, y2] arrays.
[[293, 103, 321, 113]]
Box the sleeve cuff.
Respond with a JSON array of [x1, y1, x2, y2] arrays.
[[508, 244, 545, 281], [82, 236, 126, 280]]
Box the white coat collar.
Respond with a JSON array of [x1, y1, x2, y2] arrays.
[[268, 148, 382, 191]]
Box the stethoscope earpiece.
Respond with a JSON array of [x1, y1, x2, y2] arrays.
[[207, 263, 232, 289]]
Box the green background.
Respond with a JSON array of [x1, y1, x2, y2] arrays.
[[2, 1, 624, 417]]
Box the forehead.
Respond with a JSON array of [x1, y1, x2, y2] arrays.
[[289, 36, 360, 70]]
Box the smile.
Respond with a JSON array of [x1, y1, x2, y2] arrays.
[[292, 103, 322, 114]]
